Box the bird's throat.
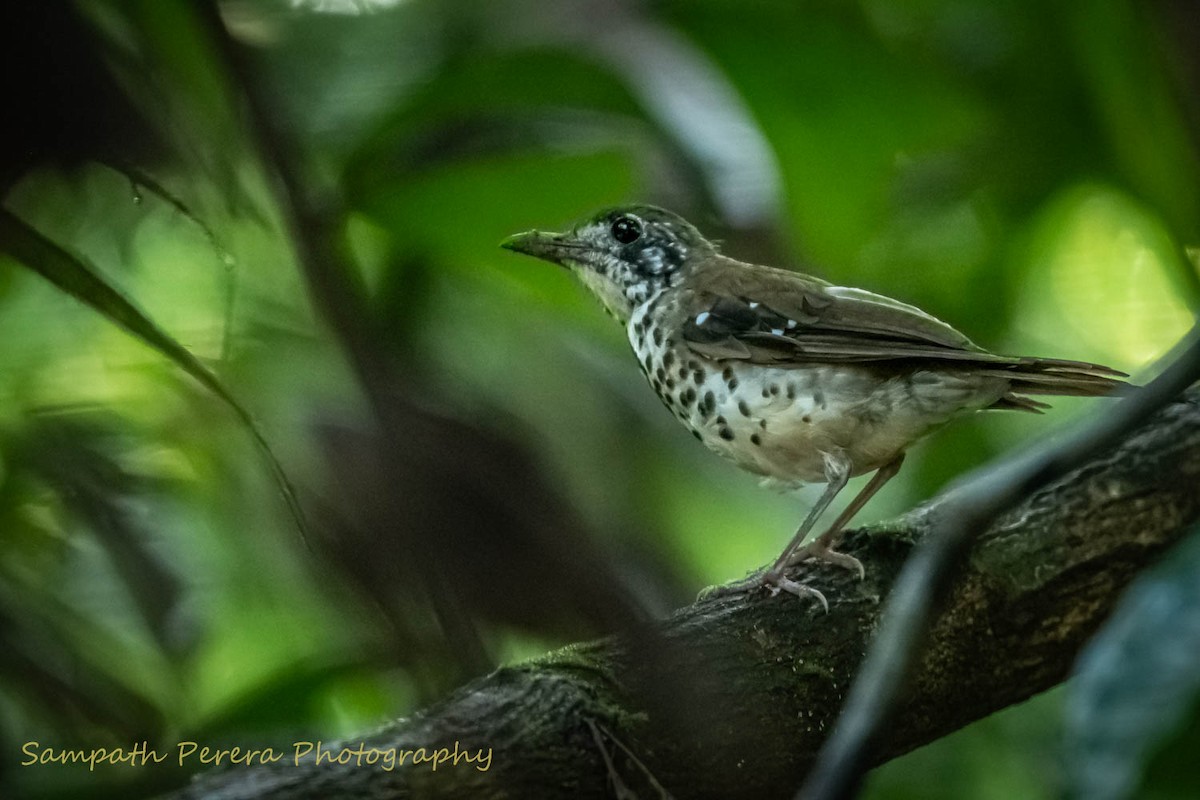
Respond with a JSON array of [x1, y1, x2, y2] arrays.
[[571, 265, 639, 323]]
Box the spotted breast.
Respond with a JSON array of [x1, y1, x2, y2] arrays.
[[628, 289, 1009, 487]]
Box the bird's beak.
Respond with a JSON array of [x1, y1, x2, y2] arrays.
[[500, 230, 583, 268]]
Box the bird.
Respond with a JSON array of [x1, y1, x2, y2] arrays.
[[500, 205, 1125, 608]]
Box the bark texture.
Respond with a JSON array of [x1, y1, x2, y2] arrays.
[[170, 392, 1200, 800]]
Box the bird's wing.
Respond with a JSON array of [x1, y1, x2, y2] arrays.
[[678, 260, 1121, 378], [678, 260, 984, 362]]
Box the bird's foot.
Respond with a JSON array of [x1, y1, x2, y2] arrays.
[[762, 569, 829, 612], [785, 540, 865, 580], [698, 569, 829, 612]]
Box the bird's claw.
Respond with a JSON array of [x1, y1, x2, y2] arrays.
[[763, 571, 829, 612], [698, 569, 829, 612], [786, 542, 865, 580]]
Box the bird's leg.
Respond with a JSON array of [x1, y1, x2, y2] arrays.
[[701, 452, 851, 608], [786, 453, 906, 579], [701, 451, 901, 607], [758, 451, 853, 602]]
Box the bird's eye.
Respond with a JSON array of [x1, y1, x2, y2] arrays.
[[610, 216, 642, 244]]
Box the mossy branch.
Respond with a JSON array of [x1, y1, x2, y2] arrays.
[[167, 389, 1200, 800]]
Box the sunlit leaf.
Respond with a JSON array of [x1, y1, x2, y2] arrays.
[[1015, 183, 1193, 369], [0, 210, 309, 541]]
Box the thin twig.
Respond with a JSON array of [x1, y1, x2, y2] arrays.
[[596, 719, 676, 799], [797, 322, 1200, 800], [586, 718, 639, 800]]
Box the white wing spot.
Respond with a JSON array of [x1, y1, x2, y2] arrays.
[[748, 301, 760, 309], [771, 328, 784, 336], [787, 319, 797, 328], [696, 311, 711, 325]]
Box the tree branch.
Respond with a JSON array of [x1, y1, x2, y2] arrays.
[[169, 389, 1200, 800]]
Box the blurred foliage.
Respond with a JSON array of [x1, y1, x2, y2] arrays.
[[1064, 527, 1200, 800], [0, 0, 1197, 798]]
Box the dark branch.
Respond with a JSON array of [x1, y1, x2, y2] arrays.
[[167, 388, 1200, 800]]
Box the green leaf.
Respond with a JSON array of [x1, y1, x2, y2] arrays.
[[0, 209, 309, 542], [1063, 529, 1200, 800]]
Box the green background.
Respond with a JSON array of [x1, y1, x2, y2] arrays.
[[1, 1, 1197, 798]]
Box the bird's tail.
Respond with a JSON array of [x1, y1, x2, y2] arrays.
[[980, 357, 1129, 413]]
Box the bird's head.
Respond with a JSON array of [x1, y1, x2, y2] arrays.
[[501, 205, 714, 323]]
